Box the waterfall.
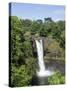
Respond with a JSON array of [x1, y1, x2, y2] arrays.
[[35, 39, 53, 77], [35, 39, 45, 71]]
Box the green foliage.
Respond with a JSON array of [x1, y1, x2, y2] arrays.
[[25, 58, 37, 76], [11, 58, 36, 87], [10, 16, 36, 87], [22, 41, 33, 57], [48, 71, 65, 85], [31, 20, 42, 35], [11, 65, 32, 87]]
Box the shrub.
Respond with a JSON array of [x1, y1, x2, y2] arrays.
[[48, 71, 65, 85], [11, 65, 32, 87]]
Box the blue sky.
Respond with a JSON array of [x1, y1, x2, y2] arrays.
[[10, 3, 65, 21]]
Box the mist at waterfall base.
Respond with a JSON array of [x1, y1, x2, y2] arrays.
[[32, 39, 54, 85]]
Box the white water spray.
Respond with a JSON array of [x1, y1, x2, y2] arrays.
[[35, 39, 53, 77]]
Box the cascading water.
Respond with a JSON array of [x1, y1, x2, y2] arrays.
[[35, 39, 53, 77], [35, 40, 45, 71]]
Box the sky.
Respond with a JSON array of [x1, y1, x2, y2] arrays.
[[9, 3, 65, 21]]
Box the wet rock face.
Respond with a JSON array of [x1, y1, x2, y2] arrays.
[[30, 36, 44, 47], [31, 39, 36, 48], [30, 37, 45, 57]]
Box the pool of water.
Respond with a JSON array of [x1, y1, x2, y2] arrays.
[[45, 60, 65, 75]]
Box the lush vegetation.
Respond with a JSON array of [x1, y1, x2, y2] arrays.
[[9, 16, 65, 87], [48, 71, 65, 84]]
